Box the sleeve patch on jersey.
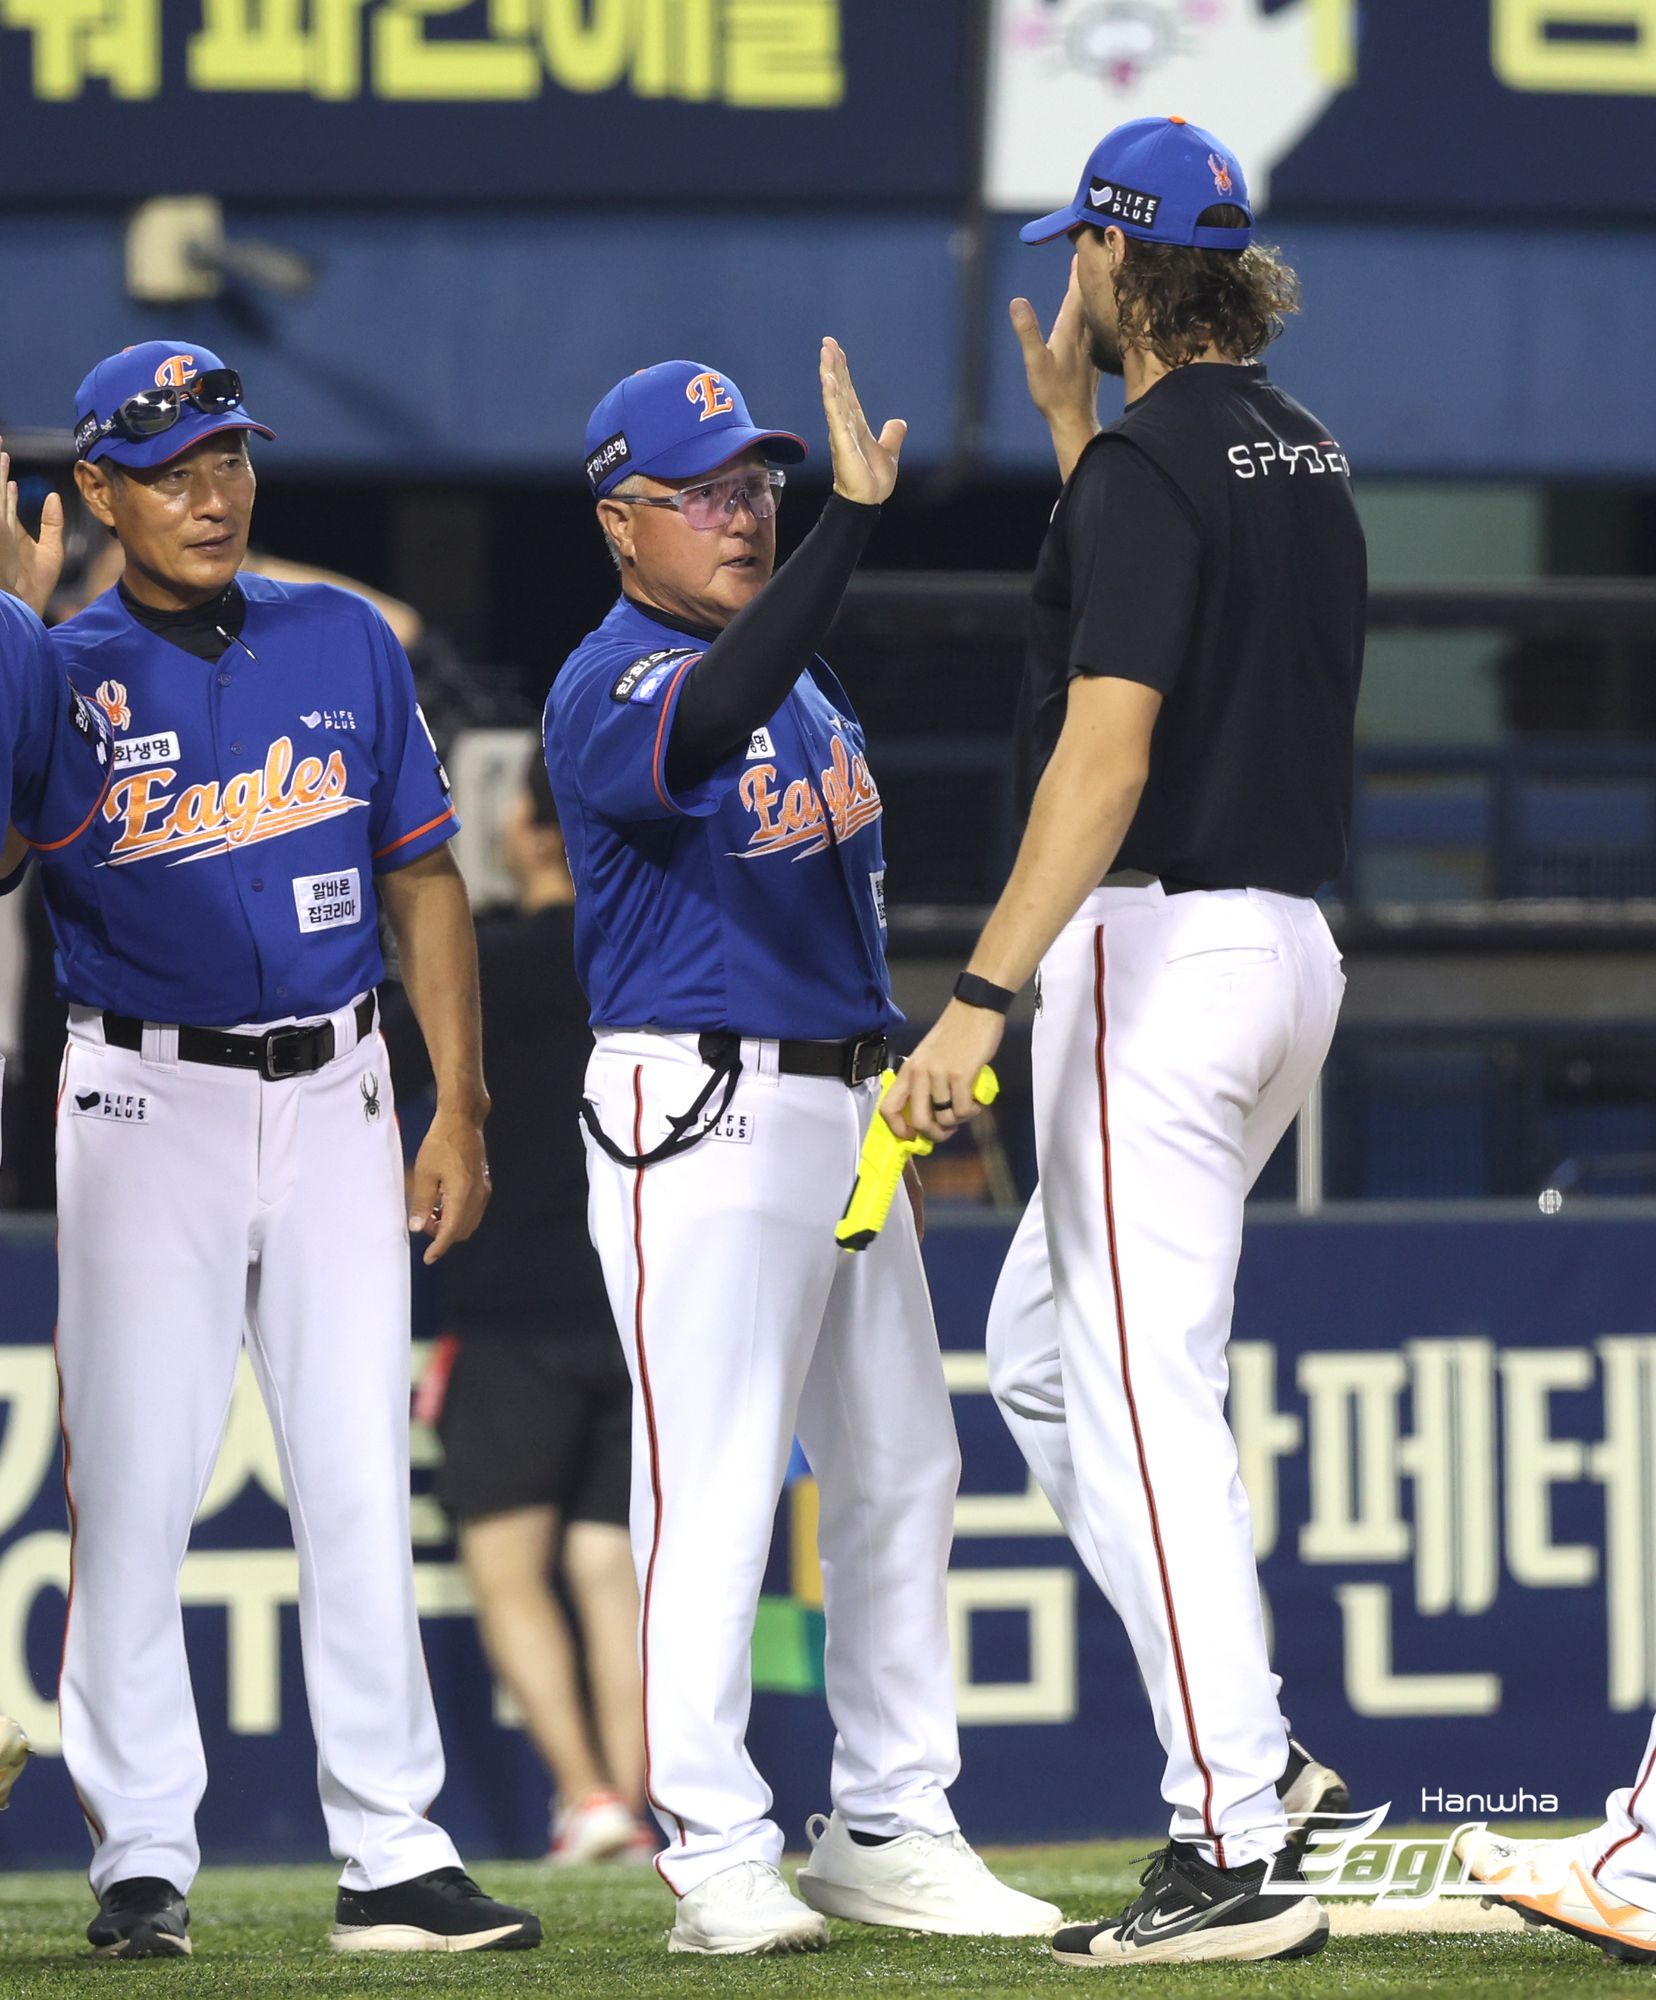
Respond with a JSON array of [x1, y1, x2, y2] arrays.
[[70, 689, 110, 765], [610, 649, 698, 706], [415, 702, 450, 793]]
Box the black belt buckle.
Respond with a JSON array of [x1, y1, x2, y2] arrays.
[[842, 1034, 888, 1087], [258, 1022, 333, 1081]]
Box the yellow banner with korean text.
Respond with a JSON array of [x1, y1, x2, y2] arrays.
[[0, 0, 966, 200]]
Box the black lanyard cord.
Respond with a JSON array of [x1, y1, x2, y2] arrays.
[[579, 1044, 743, 1172]]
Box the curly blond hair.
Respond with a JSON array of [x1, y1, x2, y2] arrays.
[[1110, 206, 1301, 370]]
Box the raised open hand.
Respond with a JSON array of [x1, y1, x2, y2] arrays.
[[820, 337, 906, 506], [1009, 257, 1101, 437], [0, 440, 65, 619]]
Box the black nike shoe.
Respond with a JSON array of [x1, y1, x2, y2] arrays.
[[86, 1878, 191, 1959], [1278, 1735, 1351, 1861], [330, 1866, 542, 1954], [1051, 1841, 1328, 1967]]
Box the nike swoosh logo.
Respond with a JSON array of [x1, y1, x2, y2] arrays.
[[1127, 1890, 1250, 1943]]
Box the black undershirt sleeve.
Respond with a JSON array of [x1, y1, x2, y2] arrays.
[[664, 494, 879, 790]]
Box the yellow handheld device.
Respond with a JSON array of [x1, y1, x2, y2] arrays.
[[835, 1066, 999, 1252]]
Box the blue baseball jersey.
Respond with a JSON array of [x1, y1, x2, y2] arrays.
[[40, 576, 457, 1026], [0, 592, 111, 850], [544, 596, 898, 1041]]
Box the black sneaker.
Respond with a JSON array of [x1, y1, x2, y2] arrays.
[[86, 1878, 191, 1959], [330, 1866, 542, 1954], [1278, 1735, 1351, 1861], [1051, 1842, 1328, 1967]]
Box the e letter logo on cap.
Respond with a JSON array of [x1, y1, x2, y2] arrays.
[[685, 371, 735, 422], [153, 354, 198, 389]]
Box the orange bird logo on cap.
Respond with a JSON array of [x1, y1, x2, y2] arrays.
[[1207, 152, 1234, 197], [153, 354, 199, 390], [685, 371, 735, 422]]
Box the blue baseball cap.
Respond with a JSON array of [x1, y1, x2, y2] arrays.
[[584, 360, 807, 497], [1021, 116, 1252, 251], [73, 340, 275, 468]]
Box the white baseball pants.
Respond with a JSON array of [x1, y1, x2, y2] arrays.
[[582, 1030, 963, 1897], [1585, 1714, 1656, 1906], [54, 1005, 460, 1896], [987, 884, 1344, 1868]]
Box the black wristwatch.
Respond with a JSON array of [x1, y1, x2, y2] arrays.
[[953, 971, 1016, 1014]]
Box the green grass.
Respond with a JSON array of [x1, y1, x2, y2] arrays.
[[0, 1844, 1628, 1998]]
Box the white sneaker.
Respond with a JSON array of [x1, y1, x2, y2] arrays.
[[668, 1861, 829, 1956], [0, 1718, 29, 1810], [795, 1810, 1063, 1936], [1457, 1828, 1656, 1964], [549, 1790, 639, 1865]]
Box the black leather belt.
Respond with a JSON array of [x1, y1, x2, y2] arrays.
[[697, 1030, 889, 1088], [102, 995, 377, 1082]]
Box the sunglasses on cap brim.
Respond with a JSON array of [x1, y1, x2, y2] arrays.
[[75, 368, 249, 460]]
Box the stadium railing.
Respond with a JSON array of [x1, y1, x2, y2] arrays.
[[829, 576, 1656, 1211]]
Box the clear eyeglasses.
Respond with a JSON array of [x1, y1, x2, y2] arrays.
[[615, 467, 785, 532]]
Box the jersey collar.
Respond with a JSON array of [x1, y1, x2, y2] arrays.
[[1123, 359, 1267, 412], [116, 578, 247, 665]]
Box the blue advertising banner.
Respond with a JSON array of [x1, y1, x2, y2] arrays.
[[5, 2, 1654, 218], [0, 0, 967, 203], [1, 1204, 1652, 1871], [1274, 0, 1656, 219]]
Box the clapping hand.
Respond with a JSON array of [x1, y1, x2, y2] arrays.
[[1009, 259, 1102, 479], [1010, 258, 1100, 425], [820, 338, 906, 506], [0, 439, 64, 619]]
